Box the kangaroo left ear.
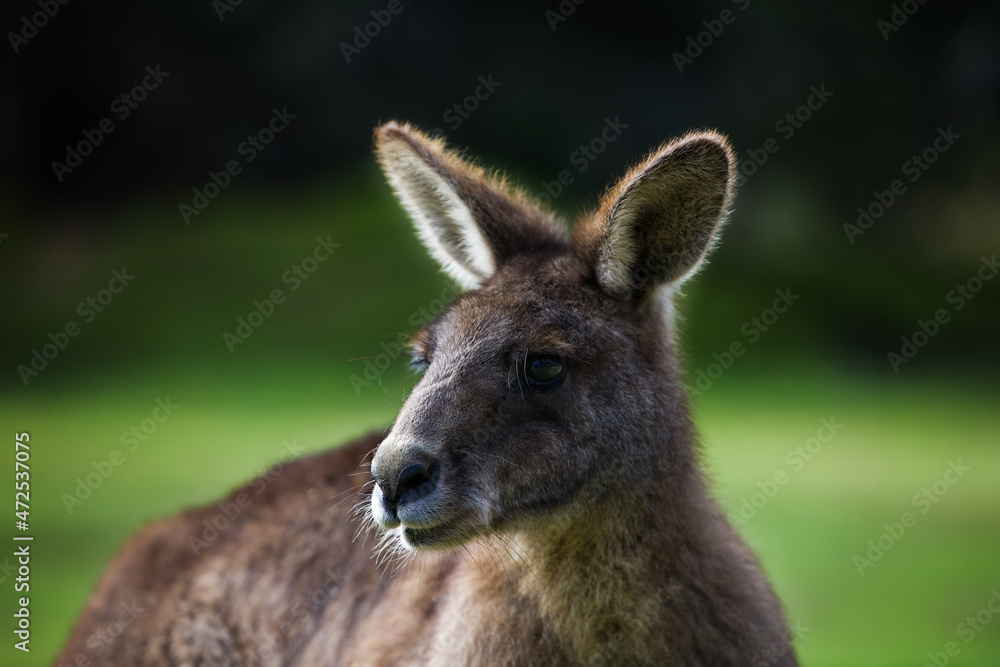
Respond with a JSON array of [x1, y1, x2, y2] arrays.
[[575, 131, 736, 299], [375, 122, 568, 289]]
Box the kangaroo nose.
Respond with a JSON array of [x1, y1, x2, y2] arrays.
[[395, 462, 437, 505], [374, 458, 440, 511]]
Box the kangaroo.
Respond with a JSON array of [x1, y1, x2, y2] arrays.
[[56, 122, 797, 666]]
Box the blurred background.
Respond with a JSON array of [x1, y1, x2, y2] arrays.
[[2, 1, 999, 664]]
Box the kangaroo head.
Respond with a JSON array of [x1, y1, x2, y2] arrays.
[[369, 122, 735, 552]]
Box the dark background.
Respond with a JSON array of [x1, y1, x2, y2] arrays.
[[2, 1, 998, 665], [3, 1, 998, 371]]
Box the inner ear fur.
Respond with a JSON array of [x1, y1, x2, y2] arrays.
[[375, 122, 568, 289], [574, 131, 736, 298]]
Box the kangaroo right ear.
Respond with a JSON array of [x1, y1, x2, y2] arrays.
[[575, 131, 736, 299], [375, 122, 567, 289]]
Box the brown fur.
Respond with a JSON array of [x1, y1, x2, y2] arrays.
[[56, 123, 797, 666]]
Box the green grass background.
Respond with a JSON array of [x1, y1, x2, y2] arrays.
[[2, 174, 998, 665]]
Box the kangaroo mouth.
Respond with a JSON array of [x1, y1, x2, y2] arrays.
[[393, 512, 475, 551], [401, 525, 446, 548]]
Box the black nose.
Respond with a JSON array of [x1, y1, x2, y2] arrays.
[[376, 460, 440, 511]]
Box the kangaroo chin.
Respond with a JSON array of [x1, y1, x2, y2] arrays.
[[57, 121, 798, 667]]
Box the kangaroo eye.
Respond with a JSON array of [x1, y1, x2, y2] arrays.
[[525, 355, 567, 390]]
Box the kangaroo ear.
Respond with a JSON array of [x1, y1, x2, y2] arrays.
[[375, 122, 567, 289], [576, 131, 736, 299]]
